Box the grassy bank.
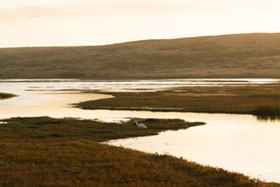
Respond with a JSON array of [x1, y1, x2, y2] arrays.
[[252, 106, 280, 120], [76, 85, 280, 119], [1, 33, 280, 79], [0, 93, 15, 100], [0, 117, 270, 186]]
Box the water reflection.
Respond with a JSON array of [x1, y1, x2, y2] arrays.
[[1, 78, 280, 93], [108, 113, 280, 183], [1, 79, 280, 183], [255, 115, 280, 122]]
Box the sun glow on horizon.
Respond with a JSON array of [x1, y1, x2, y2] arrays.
[[1, 0, 280, 47]]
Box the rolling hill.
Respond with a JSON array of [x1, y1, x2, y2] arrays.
[[1, 33, 280, 79]]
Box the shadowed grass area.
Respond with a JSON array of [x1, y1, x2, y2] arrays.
[[253, 106, 280, 121], [76, 85, 280, 120], [0, 117, 272, 186], [0, 93, 15, 100]]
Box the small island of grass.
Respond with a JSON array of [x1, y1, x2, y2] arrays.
[[76, 85, 280, 120], [0, 92, 15, 100]]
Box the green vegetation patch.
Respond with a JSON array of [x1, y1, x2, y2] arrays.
[[0, 117, 269, 186]]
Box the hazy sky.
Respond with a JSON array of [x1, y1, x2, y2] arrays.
[[1, 0, 280, 47]]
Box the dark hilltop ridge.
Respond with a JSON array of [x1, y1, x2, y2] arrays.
[[1, 33, 280, 79]]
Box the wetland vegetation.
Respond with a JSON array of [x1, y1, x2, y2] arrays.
[[1, 32, 280, 185], [0, 93, 15, 100], [253, 106, 280, 120], [0, 117, 272, 186], [77, 84, 280, 119]]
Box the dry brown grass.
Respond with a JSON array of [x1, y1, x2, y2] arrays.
[[1, 33, 280, 79], [77, 84, 280, 116], [0, 117, 271, 186]]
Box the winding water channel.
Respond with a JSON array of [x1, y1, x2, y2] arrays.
[[1, 79, 280, 183]]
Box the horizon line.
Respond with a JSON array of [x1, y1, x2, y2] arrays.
[[1, 32, 279, 49]]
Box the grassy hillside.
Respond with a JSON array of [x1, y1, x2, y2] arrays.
[[1, 33, 280, 79]]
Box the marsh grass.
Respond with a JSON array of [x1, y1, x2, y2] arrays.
[[0, 117, 270, 186], [77, 85, 280, 119], [252, 92, 280, 97], [0, 93, 15, 99], [253, 106, 280, 121], [1, 117, 205, 142]]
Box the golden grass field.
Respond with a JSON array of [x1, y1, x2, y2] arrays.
[[0, 117, 274, 186]]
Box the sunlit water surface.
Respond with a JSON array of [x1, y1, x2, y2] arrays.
[[1, 79, 280, 183]]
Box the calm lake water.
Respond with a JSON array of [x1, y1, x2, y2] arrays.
[[1, 79, 280, 183]]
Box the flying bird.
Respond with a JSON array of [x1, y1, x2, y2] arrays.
[[29, 15, 41, 19], [136, 121, 147, 129]]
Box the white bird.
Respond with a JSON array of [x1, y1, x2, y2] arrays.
[[136, 121, 147, 129]]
